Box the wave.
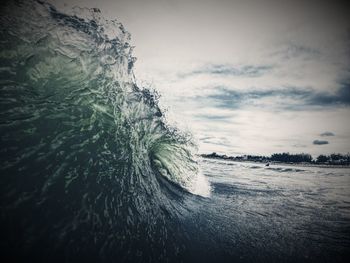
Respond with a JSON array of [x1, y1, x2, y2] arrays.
[[266, 167, 305, 173], [0, 1, 209, 262]]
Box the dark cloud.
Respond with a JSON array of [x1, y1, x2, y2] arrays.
[[313, 140, 329, 145], [181, 64, 273, 78], [320, 131, 335, 137], [307, 80, 350, 106], [196, 81, 350, 110], [200, 86, 312, 109], [194, 114, 231, 121]]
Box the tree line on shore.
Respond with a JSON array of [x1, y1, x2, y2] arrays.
[[200, 152, 350, 165]]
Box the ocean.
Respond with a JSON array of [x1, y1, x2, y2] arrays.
[[197, 158, 350, 262], [0, 1, 349, 262]]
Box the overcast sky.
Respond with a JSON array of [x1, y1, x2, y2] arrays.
[[50, 0, 350, 156]]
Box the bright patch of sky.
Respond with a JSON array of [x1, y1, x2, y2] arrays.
[[51, 0, 350, 156]]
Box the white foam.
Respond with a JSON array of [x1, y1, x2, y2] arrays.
[[190, 168, 211, 197]]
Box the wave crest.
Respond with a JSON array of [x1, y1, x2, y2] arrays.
[[0, 0, 208, 194]]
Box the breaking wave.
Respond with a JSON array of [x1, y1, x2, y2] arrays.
[[0, 1, 209, 262]]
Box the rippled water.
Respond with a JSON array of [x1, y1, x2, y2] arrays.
[[193, 158, 350, 262], [1, 1, 349, 262]]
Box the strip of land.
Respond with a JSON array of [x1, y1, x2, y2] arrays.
[[200, 152, 350, 167]]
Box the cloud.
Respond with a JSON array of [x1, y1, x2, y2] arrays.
[[199, 86, 310, 109], [320, 131, 335, 137], [199, 136, 231, 146], [196, 81, 350, 111], [194, 114, 232, 121], [313, 140, 329, 145], [272, 43, 322, 61], [307, 81, 350, 106], [180, 64, 273, 78]]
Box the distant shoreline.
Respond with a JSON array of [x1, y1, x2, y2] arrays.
[[199, 152, 350, 168], [201, 157, 350, 169]]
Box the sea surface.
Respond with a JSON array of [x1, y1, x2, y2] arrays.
[[1, 1, 350, 262], [195, 158, 350, 262]]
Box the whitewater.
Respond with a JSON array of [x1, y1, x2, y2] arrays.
[[0, 1, 349, 262]]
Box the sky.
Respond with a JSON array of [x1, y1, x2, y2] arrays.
[[50, 0, 350, 157]]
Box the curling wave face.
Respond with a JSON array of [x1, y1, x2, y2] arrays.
[[0, 1, 209, 262]]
